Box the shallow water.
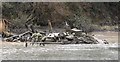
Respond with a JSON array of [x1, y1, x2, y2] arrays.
[[2, 43, 118, 60], [1, 31, 119, 60]]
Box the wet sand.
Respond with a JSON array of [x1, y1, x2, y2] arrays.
[[91, 31, 118, 43]]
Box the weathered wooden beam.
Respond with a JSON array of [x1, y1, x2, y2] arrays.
[[30, 42, 63, 44], [48, 20, 53, 32]]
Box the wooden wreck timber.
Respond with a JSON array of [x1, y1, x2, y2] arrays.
[[3, 30, 109, 47], [3, 26, 108, 47], [30, 42, 63, 44]]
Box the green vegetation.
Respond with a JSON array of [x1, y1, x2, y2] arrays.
[[2, 2, 119, 32]]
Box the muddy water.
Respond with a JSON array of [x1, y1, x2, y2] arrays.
[[1, 31, 119, 60]]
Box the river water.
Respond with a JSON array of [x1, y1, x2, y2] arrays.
[[1, 31, 119, 60]]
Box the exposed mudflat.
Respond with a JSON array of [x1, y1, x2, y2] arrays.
[[1, 31, 119, 60]]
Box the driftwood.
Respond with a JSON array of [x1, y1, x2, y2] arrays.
[[4, 31, 108, 45], [4, 31, 32, 42], [3, 29, 109, 46]]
